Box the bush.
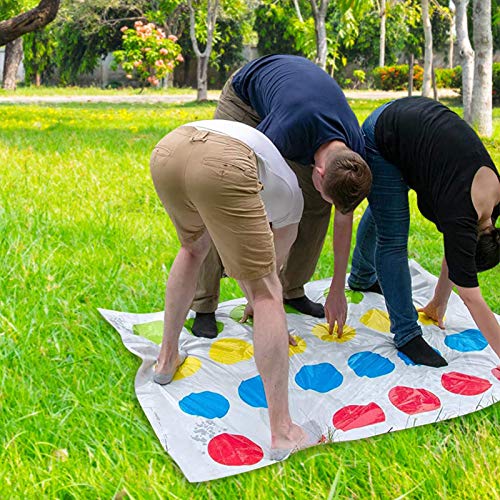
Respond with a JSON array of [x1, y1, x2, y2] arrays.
[[435, 66, 462, 88], [372, 64, 423, 91], [493, 63, 500, 103]]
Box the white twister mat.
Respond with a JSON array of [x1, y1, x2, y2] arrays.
[[99, 261, 500, 482]]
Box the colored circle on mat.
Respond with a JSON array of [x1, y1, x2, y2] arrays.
[[323, 288, 364, 304], [417, 311, 440, 326], [229, 305, 253, 326], [389, 386, 441, 414], [444, 329, 488, 352], [289, 335, 307, 356], [179, 391, 230, 419], [492, 368, 500, 381], [360, 309, 391, 333], [133, 320, 163, 344], [209, 338, 254, 364], [239, 375, 268, 408], [208, 433, 264, 466], [312, 323, 356, 343], [184, 317, 224, 335], [441, 372, 492, 396], [333, 402, 386, 431], [295, 363, 343, 393], [348, 351, 395, 378], [397, 348, 442, 366], [173, 356, 202, 381]]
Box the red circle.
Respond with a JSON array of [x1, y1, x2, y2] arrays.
[[389, 386, 441, 415], [333, 402, 386, 431], [441, 372, 492, 396], [208, 433, 264, 466], [492, 368, 500, 381]]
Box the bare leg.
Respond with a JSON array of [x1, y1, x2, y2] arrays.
[[156, 231, 211, 380], [240, 272, 307, 451]]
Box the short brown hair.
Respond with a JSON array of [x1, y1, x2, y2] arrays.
[[323, 149, 372, 214]]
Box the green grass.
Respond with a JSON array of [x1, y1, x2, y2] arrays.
[[0, 99, 499, 499], [0, 85, 207, 97]]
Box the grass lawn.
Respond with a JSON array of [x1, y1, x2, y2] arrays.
[[0, 99, 499, 498]]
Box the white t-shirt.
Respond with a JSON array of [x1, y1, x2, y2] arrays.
[[184, 120, 304, 228]]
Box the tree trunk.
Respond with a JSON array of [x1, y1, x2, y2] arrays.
[[35, 72, 41, 87], [408, 53, 414, 96], [315, 16, 328, 70], [379, 0, 386, 67], [2, 37, 23, 90], [449, 2, 456, 68], [310, 0, 329, 71], [188, 0, 218, 101], [293, 0, 304, 22], [0, 0, 60, 47], [196, 55, 208, 101], [421, 0, 433, 97], [455, 0, 474, 122], [432, 63, 438, 100], [471, 0, 493, 137]]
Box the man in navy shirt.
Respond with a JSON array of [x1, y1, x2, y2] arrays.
[[192, 55, 371, 339]]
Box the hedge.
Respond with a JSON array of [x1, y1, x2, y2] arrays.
[[372, 64, 499, 101]]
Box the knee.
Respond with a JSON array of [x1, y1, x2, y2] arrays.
[[183, 233, 211, 262]]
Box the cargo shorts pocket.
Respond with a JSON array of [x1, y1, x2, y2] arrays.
[[202, 156, 258, 183]]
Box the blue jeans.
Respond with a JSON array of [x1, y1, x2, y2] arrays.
[[348, 102, 422, 348]]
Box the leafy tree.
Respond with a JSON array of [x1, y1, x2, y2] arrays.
[[23, 26, 56, 86]]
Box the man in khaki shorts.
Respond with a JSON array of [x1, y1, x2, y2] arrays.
[[150, 119, 336, 458], [192, 54, 372, 339]]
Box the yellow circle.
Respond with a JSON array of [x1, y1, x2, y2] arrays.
[[289, 335, 307, 355], [418, 311, 441, 326], [359, 309, 391, 333], [173, 356, 202, 381], [209, 338, 254, 364], [311, 323, 357, 343]]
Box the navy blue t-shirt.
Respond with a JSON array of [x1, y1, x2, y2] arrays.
[[232, 55, 365, 165]]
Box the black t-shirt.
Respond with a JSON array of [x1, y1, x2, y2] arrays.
[[232, 54, 365, 165], [375, 97, 499, 288]]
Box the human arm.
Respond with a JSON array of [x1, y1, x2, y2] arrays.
[[324, 210, 353, 336], [456, 286, 500, 365], [419, 257, 454, 329]]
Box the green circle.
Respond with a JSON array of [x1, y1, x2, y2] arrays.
[[323, 288, 364, 304], [229, 305, 254, 326], [133, 320, 164, 344]]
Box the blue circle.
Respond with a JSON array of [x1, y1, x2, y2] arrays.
[[444, 329, 488, 352], [238, 375, 268, 408], [397, 348, 442, 366], [179, 391, 230, 419], [348, 351, 395, 378], [295, 363, 343, 393]]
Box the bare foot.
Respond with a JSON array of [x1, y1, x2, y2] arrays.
[[154, 350, 187, 385], [270, 421, 322, 461]]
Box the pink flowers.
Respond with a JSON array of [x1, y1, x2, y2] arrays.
[[168, 34, 178, 42], [159, 48, 168, 56], [176, 54, 184, 63], [120, 26, 128, 33]]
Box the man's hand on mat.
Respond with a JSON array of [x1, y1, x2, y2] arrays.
[[240, 303, 253, 323], [419, 300, 447, 329], [324, 289, 348, 337], [288, 330, 298, 347]]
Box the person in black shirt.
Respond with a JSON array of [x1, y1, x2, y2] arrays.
[[192, 55, 372, 339], [348, 97, 500, 368]]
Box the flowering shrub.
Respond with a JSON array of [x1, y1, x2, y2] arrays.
[[113, 21, 184, 87], [372, 65, 423, 91]]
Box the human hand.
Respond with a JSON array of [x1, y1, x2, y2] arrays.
[[324, 289, 348, 338], [240, 303, 253, 323], [418, 299, 447, 329], [288, 329, 298, 347]]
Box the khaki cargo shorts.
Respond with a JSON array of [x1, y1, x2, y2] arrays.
[[150, 126, 275, 281]]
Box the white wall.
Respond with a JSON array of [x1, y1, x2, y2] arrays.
[[0, 46, 25, 81]]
